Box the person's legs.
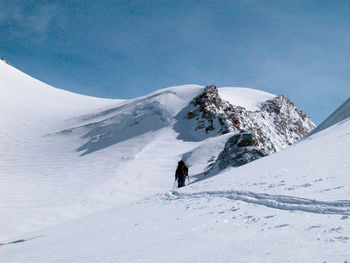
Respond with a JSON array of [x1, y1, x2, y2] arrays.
[[178, 178, 185, 188]]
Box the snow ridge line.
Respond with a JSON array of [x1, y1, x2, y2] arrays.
[[163, 190, 350, 215]]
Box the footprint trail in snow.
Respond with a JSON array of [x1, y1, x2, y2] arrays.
[[164, 190, 350, 216]]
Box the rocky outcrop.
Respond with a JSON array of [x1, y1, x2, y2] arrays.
[[174, 85, 247, 141], [188, 85, 243, 134], [214, 133, 267, 170], [178, 85, 316, 171], [260, 95, 315, 143]]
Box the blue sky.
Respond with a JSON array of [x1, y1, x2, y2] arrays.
[[1, 0, 349, 124]]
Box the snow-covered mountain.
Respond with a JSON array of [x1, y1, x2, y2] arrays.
[[58, 83, 314, 174], [1, 60, 349, 262], [176, 85, 315, 174]]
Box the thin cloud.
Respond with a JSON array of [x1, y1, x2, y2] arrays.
[[0, 1, 61, 40]]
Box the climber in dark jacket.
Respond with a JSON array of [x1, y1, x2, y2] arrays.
[[175, 160, 188, 188]]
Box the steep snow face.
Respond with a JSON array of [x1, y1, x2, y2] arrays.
[[308, 97, 350, 136]]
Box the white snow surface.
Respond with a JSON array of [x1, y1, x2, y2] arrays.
[[1, 60, 350, 262], [218, 87, 276, 111], [308, 97, 350, 136]]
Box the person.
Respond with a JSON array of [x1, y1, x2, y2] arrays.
[[175, 160, 188, 188]]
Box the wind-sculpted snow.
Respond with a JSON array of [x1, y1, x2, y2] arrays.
[[165, 190, 350, 215], [58, 87, 204, 155], [65, 100, 172, 156]]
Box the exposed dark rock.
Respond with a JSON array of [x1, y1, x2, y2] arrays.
[[212, 132, 267, 170], [178, 85, 316, 171], [260, 95, 315, 139]]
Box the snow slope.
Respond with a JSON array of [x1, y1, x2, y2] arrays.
[[218, 87, 275, 111], [308, 97, 350, 136], [0, 60, 122, 237], [0, 60, 206, 238], [1, 117, 350, 263], [1, 60, 349, 262]]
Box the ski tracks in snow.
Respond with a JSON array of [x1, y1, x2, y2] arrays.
[[163, 190, 350, 216]]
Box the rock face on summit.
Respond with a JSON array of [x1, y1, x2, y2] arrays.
[[176, 85, 315, 171]]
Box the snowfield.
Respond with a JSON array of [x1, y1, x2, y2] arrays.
[[218, 87, 275, 111], [1, 60, 350, 262]]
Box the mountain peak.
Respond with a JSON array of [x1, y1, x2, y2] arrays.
[[175, 85, 316, 172]]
